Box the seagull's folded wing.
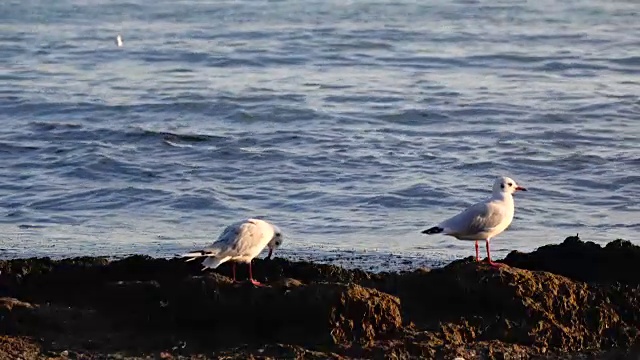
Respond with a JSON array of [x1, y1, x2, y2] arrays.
[[443, 201, 507, 237], [214, 221, 270, 257]]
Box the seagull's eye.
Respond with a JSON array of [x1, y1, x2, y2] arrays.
[[275, 241, 281, 246], [500, 184, 505, 189], [508, 182, 513, 187]]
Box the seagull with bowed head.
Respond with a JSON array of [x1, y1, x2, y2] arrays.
[[182, 218, 283, 286]]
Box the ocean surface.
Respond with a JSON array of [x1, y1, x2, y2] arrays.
[[0, 0, 638, 271]]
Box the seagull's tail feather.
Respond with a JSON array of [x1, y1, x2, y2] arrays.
[[201, 256, 232, 270], [182, 249, 217, 259], [183, 249, 231, 270], [422, 226, 444, 235]]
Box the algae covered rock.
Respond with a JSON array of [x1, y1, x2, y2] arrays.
[[383, 257, 640, 355]]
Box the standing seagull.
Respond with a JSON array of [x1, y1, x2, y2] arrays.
[[421, 176, 526, 267], [182, 219, 283, 286]]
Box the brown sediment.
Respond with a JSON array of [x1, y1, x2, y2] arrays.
[[1, 235, 640, 359]]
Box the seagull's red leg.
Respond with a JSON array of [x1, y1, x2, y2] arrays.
[[248, 261, 263, 286], [475, 240, 480, 261], [486, 238, 504, 268], [232, 263, 237, 282]]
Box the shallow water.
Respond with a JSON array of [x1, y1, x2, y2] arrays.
[[0, 0, 638, 270]]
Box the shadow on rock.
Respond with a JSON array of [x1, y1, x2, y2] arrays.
[[101, 275, 401, 348]]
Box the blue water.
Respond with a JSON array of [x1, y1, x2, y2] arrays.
[[0, 0, 638, 270]]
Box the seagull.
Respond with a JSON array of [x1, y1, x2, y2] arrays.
[[182, 219, 283, 286], [421, 176, 527, 267], [116, 34, 123, 47]]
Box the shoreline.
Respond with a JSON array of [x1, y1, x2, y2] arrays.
[[1, 235, 640, 359]]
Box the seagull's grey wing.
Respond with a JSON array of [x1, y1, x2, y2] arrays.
[[205, 221, 244, 252], [442, 201, 506, 237]]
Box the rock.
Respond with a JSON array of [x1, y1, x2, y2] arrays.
[[0, 297, 38, 334], [391, 260, 640, 352], [0, 297, 33, 311], [92, 275, 402, 347], [503, 235, 640, 285], [0, 335, 41, 360], [1, 237, 640, 359]]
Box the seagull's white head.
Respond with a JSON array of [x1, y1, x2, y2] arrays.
[[266, 224, 284, 259], [493, 176, 527, 195]]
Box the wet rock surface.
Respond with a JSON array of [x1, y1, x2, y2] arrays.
[[1, 236, 640, 359]]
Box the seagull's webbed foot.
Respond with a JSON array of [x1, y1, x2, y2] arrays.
[[484, 238, 505, 268]]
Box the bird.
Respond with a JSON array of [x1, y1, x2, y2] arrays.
[[116, 34, 123, 47], [182, 218, 283, 286], [421, 176, 527, 267]]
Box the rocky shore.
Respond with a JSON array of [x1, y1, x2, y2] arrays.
[[2, 235, 640, 359]]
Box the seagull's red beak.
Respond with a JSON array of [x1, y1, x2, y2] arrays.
[[515, 186, 527, 191]]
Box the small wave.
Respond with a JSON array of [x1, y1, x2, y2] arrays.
[[29, 121, 83, 131], [608, 56, 640, 66], [17, 224, 46, 229], [536, 61, 609, 72], [28, 187, 173, 212], [155, 131, 219, 143], [0, 141, 40, 152]]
